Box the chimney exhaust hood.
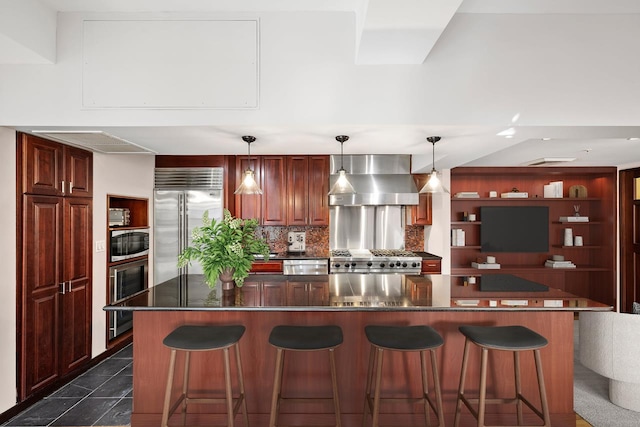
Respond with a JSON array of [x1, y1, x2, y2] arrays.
[[328, 155, 419, 206]]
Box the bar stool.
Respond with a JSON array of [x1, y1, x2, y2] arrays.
[[268, 325, 343, 427], [161, 324, 248, 427], [362, 325, 445, 427], [454, 325, 551, 427]]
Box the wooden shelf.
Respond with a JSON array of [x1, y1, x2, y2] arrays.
[[450, 166, 617, 307]]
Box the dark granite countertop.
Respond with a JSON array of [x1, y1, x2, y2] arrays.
[[412, 251, 443, 260], [254, 250, 330, 260], [104, 273, 611, 312]]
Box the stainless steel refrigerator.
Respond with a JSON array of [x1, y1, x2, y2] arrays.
[[154, 168, 224, 285]]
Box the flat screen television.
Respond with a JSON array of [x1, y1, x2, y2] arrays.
[[480, 206, 549, 253]]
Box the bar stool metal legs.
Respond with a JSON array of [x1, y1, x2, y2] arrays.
[[453, 325, 551, 427], [268, 325, 343, 427], [362, 325, 445, 427], [161, 325, 249, 427]]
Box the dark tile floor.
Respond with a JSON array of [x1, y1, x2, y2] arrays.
[[4, 345, 132, 427]]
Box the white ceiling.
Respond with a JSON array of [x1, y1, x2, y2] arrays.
[[2, 0, 640, 172]]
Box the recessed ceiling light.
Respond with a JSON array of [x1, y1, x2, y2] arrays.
[[541, 137, 552, 141], [628, 137, 639, 141]]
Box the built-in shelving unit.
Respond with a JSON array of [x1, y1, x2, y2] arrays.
[[450, 167, 617, 307]]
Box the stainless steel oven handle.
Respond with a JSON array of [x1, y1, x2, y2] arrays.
[[112, 269, 118, 302]]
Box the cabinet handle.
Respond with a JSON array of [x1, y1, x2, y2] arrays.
[[61, 181, 66, 195], [69, 181, 73, 194], [60, 282, 66, 295], [112, 269, 118, 302], [67, 281, 72, 293]]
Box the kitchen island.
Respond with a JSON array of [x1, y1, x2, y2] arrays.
[[106, 274, 610, 427]]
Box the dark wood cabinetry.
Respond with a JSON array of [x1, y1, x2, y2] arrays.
[[238, 279, 287, 306], [21, 134, 92, 198], [286, 279, 329, 306], [235, 155, 329, 225], [17, 133, 93, 400], [450, 167, 617, 306], [408, 174, 432, 225]]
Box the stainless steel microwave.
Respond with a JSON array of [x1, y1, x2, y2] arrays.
[[110, 228, 150, 262]]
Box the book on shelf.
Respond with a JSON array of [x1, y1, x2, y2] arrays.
[[471, 261, 501, 269], [454, 192, 480, 198], [559, 216, 589, 222], [501, 192, 529, 198], [544, 260, 576, 268], [451, 228, 465, 246]]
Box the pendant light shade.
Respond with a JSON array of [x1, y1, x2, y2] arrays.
[[419, 136, 450, 194], [329, 135, 356, 195], [234, 135, 263, 195]]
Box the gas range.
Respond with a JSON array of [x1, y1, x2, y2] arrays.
[[329, 249, 422, 274]]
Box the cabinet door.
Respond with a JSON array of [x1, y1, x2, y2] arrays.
[[262, 156, 287, 225], [307, 281, 329, 305], [20, 134, 64, 196], [410, 175, 432, 225], [262, 281, 286, 306], [308, 156, 329, 225], [287, 156, 309, 225], [286, 281, 308, 306], [234, 156, 262, 220], [20, 195, 62, 399], [61, 198, 92, 374], [64, 146, 93, 197], [237, 283, 261, 307]]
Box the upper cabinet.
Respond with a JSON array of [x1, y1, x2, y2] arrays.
[[20, 133, 93, 197], [235, 155, 329, 226], [408, 174, 432, 225]]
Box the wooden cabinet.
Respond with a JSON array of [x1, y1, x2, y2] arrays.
[[421, 258, 441, 274], [408, 174, 432, 225], [17, 133, 93, 400], [250, 260, 283, 274], [235, 155, 329, 225], [262, 156, 287, 225], [286, 279, 329, 306], [20, 133, 92, 197], [237, 279, 287, 306], [450, 167, 617, 306]]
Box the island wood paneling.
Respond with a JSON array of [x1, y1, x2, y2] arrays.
[[131, 309, 574, 427]]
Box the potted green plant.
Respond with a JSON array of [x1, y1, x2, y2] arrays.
[[178, 209, 270, 290]]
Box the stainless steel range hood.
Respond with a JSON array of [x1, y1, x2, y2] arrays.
[[329, 154, 419, 206]]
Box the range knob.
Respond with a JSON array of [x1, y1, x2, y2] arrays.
[[412, 262, 419, 267], [379, 262, 385, 268], [350, 262, 357, 267], [367, 261, 373, 267], [388, 263, 394, 268], [396, 261, 401, 266], [402, 262, 407, 267], [334, 263, 341, 268]]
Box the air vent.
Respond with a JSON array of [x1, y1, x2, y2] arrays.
[[524, 157, 577, 166], [31, 131, 154, 154], [155, 168, 224, 190]]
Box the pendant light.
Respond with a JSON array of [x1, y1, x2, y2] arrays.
[[419, 136, 450, 194], [329, 135, 356, 195], [234, 135, 263, 195]]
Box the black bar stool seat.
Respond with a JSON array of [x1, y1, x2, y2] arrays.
[[161, 325, 249, 427], [268, 325, 343, 427], [454, 325, 551, 427], [363, 325, 445, 427]]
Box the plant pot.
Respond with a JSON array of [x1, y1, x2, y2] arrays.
[[219, 267, 236, 291]]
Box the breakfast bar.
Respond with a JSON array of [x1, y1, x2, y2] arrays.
[[106, 274, 611, 427]]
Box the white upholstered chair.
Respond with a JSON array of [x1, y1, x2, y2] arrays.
[[579, 311, 640, 411]]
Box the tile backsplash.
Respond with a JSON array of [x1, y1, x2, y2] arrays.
[[257, 224, 425, 253]]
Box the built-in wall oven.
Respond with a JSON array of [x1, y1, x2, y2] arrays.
[[110, 228, 150, 262], [108, 258, 148, 340]]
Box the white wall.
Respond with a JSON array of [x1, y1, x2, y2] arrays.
[[424, 169, 451, 273], [92, 153, 155, 356], [0, 128, 17, 412]]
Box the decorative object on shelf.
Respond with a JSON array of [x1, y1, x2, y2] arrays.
[[452, 228, 465, 246], [543, 181, 563, 198], [454, 191, 479, 198], [574, 235, 584, 246], [501, 188, 529, 198], [328, 135, 356, 195], [419, 136, 450, 194], [563, 228, 574, 246], [569, 184, 588, 198], [471, 261, 501, 269], [467, 213, 477, 222], [235, 135, 263, 195], [489, 190, 497, 198], [178, 209, 270, 289]]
